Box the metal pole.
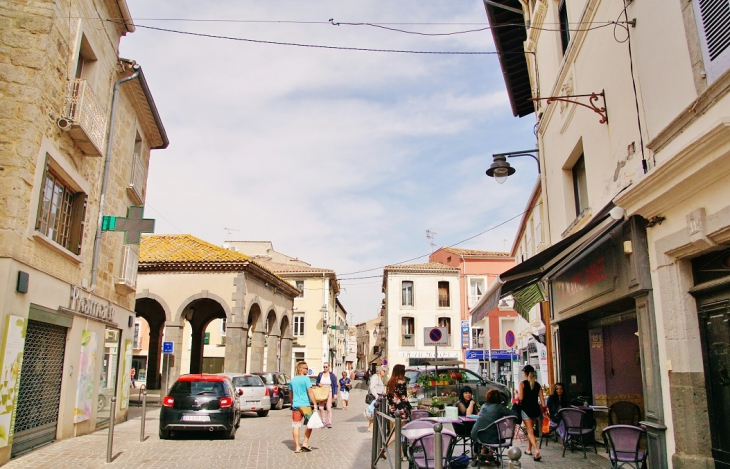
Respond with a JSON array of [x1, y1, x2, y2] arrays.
[[434, 344, 438, 397], [106, 397, 117, 463], [433, 422, 443, 469], [371, 399, 380, 467], [140, 387, 147, 442], [395, 415, 402, 469]]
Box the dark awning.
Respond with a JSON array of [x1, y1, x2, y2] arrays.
[[471, 203, 620, 324]]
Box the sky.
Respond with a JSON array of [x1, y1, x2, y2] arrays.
[[119, 0, 538, 324]]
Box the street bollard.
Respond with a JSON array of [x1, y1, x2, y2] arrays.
[[371, 400, 379, 468], [394, 415, 402, 469], [140, 388, 147, 442], [106, 397, 117, 463], [433, 423, 443, 469], [507, 446, 522, 468]]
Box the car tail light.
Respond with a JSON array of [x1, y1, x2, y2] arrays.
[[264, 387, 269, 396], [273, 386, 279, 394], [220, 397, 233, 408], [162, 396, 174, 407]]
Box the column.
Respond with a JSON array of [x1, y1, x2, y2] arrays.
[[280, 337, 293, 376], [224, 324, 248, 372], [189, 322, 205, 374], [249, 330, 266, 372], [146, 322, 164, 389], [266, 333, 280, 371], [164, 323, 184, 387]]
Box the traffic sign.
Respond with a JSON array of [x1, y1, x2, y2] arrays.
[[424, 327, 449, 346], [505, 330, 515, 348], [382, 359, 387, 365], [163, 341, 174, 354]]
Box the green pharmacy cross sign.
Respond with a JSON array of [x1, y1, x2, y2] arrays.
[[102, 206, 155, 244]]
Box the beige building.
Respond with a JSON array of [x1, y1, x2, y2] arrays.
[[135, 235, 300, 389], [357, 316, 384, 372], [0, 0, 168, 462], [381, 263, 462, 370], [223, 241, 345, 376], [481, 0, 730, 467]]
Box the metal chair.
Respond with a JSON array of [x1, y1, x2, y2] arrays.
[[474, 416, 519, 466], [602, 424, 647, 469], [407, 430, 456, 469], [556, 408, 597, 459], [451, 419, 474, 457], [411, 409, 431, 420], [539, 416, 559, 448], [609, 401, 641, 426], [402, 420, 436, 460]]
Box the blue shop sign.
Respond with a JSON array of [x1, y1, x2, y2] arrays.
[[465, 349, 516, 360]]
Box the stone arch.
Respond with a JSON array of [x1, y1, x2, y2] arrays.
[[247, 303, 266, 372], [135, 291, 173, 323], [134, 297, 168, 389], [174, 290, 232, 324], [176, 297, 227, 375], [264, 309, 280, 372]]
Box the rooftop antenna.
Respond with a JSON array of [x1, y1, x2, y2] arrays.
[[426, 229, 437, 254], [224, 227, 240, 241]]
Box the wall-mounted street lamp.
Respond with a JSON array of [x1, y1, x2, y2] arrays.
[[485, 149, 540, 184]]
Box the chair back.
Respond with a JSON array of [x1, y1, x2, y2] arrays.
[[403, 419, 435, 430], [609, 401, 641, 426], [495, 416, 519, 442], [602, 424, 645, 462], [411, 431, 456, 469], [557, 408, 585, 430], [411, 409, 431, 420], [452, 421, 471, 437]]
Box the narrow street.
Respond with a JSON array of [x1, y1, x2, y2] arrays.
[[7, 385, 611, 468]]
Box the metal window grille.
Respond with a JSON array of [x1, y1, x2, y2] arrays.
[[38, 170, 74, 249], [118, 246, 138, 287]]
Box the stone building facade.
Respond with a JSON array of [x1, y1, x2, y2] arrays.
[[0, 0, 167, 463]]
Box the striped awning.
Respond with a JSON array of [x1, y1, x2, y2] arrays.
[[511, 282, 546, 320]]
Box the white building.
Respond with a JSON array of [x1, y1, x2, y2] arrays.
[[382, 263, 462, 369]]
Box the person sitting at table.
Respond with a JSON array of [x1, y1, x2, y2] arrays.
[[457, 385, 480, 416], [471, 389, 518, 463], [546, 382, 569, 440]]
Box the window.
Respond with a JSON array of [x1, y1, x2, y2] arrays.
[[469, 278, 485, 307], [402, 281, 414, 306], [692, 0, 730, 82], [572, 155, 588, 217], [559, 0, 570, 55], [133, 322, 141, 349], [295, 280, 304, 298], [401, 317, 415, 336], [472, 328, 485, 349], [438, 317, 452, 345], [75, 34, 98, 87], [438, 281, 450, 307], [35, 161, 87, 255], [293, 314, 304, 336]]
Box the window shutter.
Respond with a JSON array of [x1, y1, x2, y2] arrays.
[[35, 154, 50, 231], [69, 193, 88, 255], [694, 0, 730, 82]]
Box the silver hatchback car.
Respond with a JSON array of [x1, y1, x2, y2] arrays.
[[218, 373, 272, 417]]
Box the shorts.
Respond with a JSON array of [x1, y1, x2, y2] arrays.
[[521, 410, 540, 421], [340, 390, 349, 400], [292, 406, 313, 428]]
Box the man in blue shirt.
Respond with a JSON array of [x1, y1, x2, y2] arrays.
[[289, 361, 316, 453]]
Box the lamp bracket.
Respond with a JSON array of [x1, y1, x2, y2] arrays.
[[531, 91, 608, 124]]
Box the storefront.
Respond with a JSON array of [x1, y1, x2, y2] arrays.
[[0, 262, 133, 459], [464, 349, 517, 385], [547, 216, 666, 468]]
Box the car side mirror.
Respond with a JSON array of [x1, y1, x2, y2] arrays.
[[238, 389, 244, 396]]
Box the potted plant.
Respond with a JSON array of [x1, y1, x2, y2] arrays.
[[431, 396, 444, 409], [417, 373, 436, 389], [437, 373, 451, 385], [450, 372, 465, 383]]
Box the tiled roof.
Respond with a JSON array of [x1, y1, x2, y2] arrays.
[[140, 234, 250, 264], [441, 247, 511, 257], [384, 262, 459, 272], [254, 259, 334, 275]]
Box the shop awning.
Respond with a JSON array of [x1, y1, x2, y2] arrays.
[[471, 203, 620, 324]]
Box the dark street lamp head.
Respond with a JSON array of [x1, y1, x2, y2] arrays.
[[486, 155, 515, 184]]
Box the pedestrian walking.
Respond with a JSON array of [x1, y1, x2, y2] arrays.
[[339, 371, 352, 410], [518, 364, 546, 461], [365, 366, 387, 432], [130, 368, 136, 389], [289, 361, 317, 453], [316, 362, 338, 428]]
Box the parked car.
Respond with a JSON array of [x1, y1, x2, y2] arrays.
[[252, 372, 290, 410], [309, 374, 337, 408], [404, 366, 511, 407], [159, 374, 241, 440], [219, 373, 271, 417], [354, 369, 366, 380]]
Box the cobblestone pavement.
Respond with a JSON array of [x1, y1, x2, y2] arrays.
[[7, 384, 611, 468]]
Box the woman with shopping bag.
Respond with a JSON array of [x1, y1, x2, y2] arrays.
[[315, 362, 338, 428]]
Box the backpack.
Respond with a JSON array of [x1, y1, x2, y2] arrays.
[[449, 454, 471, 468]]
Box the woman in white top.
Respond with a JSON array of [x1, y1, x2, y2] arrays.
[[316, 362, 337, 428], [365, 366, 388, 432]]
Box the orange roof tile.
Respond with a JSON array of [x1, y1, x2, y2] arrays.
[[384, 262, 459, 272], [440, 247, 511, 257], [140, 234, 250, 264]]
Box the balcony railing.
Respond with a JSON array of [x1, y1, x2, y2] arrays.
[[127, 153, 146, 204], [401, 334, 415, 347], [115, 246, 138, 294], [61, 79, 107, 156]]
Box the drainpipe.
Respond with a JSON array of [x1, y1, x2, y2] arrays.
[[460, 254, 467, 360], [90, 63, 141, 290]]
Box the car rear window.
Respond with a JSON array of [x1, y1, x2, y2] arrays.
[[257, 373, 274, 384], [405, 371, 419, 384], [233, 376, 264, 387], [171, 380, 227, 396]]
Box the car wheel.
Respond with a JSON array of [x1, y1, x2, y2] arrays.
[[274, 398, 283, 410], [159, 427, 171, 440], [257, 410, 269, 417], [97, 395, 106, 411], [225, 424, 236, 439]]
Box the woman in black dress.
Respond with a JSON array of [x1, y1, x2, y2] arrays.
[[546, 382, 569, 439], [457, 385, 480, 416], [386, 364, 412, 421], [518, 365, 546, 461]]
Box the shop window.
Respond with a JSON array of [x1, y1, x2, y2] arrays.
[[572, 154, 589, 218], [438, 281, 450, 307], [35, 157, 87, 255], [559, 0, 570, 55], [692, 0, 730, 83], [402, 281, 414, 306], [293, 314, 304, 336]]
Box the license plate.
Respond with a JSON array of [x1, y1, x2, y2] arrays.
[[246, 401, 260, 406], [182, 414, 210, 422]]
